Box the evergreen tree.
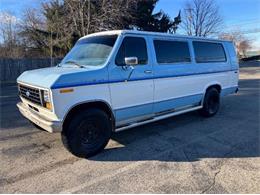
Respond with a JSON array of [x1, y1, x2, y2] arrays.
[[132, 0, 173, 32]]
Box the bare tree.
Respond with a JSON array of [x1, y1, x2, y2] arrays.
[[239, 40, 251, 57], [65, 0, 89, 37], [19, 9, 46, 46], [0, 11, 24, 58], [219, 31, 252, 58], [19, 8, 50, 57], [182, 0, 222, 37], [90, 0, 137, 32], [12, 0, 180, 58]]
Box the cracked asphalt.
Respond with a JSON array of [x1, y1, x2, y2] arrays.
[[0, 61, 259, 193]]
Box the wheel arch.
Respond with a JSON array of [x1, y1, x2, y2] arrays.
[[62, 100, 115, 134], [201, 82, 222, 105]]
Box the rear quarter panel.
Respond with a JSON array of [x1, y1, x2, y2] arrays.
[[224, 41, 239, 87]]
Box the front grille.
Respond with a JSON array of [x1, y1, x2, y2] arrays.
[[19, 84, 42, 105]]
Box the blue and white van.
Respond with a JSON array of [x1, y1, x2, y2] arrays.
[[17, 30, 239, 157]]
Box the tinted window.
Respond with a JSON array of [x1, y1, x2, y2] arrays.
[[193, 41, 226, 63], [116, 37, 148, 65], [154, 40, 191, 64]]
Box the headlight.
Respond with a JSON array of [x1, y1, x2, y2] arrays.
[[43, 90, 50, 102], [41, 90, 52, 110]]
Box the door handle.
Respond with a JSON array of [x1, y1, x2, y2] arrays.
[[144, 70, 152, 74]]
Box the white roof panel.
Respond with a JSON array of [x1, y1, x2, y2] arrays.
[[79, 30, 232, 43]]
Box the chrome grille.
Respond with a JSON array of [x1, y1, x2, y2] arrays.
[[19, 84, 42, 105]]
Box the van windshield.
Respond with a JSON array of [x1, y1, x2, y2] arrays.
[[60, 35, 118, 67]]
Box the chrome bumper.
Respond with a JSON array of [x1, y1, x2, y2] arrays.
[[17, 102, 62, 133]]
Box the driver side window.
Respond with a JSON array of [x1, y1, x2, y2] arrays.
[[115, 36, 148, 66]]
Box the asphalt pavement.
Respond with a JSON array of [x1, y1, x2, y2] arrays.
[[0, 61, 259, 193]]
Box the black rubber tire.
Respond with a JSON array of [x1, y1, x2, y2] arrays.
[[62, 108, 112, 158], [199, 88, 220, 117]]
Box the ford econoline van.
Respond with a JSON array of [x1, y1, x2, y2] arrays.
[[17, 30, 239, 157]]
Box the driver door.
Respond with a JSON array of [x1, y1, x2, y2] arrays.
[[108, 35, 154, 126]]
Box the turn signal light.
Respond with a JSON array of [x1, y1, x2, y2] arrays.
[[60, 88, 74, 93], [45, 102, 52, 110]]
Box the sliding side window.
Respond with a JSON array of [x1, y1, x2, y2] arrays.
[[154, 40, 191, 64], [193, 41, 226, 63]]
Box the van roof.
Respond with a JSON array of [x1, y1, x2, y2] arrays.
[[79, 30, 232, 43]]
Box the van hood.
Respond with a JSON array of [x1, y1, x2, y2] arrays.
[[17, 66, 108, 89]]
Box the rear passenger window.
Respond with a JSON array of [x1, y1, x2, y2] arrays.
[[154, 40, 191, 64], [193, 41, 226, 63], [115, 37, 148, 65]]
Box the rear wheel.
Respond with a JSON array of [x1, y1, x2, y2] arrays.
[[199, 88, 220, 117], [62, 108, 112, 158]]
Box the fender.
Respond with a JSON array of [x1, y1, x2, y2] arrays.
[[62, 99, 115, 129]]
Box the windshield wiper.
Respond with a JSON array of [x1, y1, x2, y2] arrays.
[[62, 60, 85, 68]]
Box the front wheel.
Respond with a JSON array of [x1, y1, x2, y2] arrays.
[[199, 88, 220, 117], [62, 108, 112, 158]]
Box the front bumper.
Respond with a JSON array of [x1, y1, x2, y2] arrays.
[[17, 102, 62, 133]]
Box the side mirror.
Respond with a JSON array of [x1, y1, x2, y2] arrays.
[[124, 57, 138, 66]]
